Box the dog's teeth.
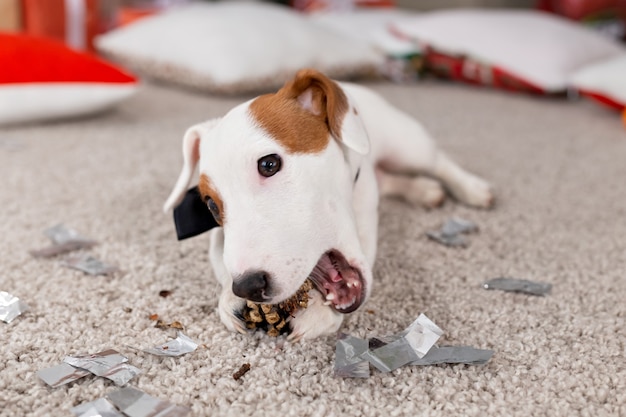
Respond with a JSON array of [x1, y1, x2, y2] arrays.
[[326, 293, 335, 301]]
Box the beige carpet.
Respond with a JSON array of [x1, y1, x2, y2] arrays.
[[1, 79, 624, 417]]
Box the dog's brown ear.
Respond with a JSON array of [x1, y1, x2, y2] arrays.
[[163, 118, 220, 213], [282, 69, 370, 155]]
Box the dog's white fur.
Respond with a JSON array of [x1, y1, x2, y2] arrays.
[[164, 69, 493, 341]]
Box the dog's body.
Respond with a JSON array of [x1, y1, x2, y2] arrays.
[[164, 69, 493, 340]]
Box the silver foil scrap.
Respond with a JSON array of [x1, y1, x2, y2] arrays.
[[72, 388, 190, 417], [427, 217, 478, 247], [107, 387, 191, 417], [334, 334, 370, 378], [0, 291, 29, 323], [64, 349, 141, 386], [37, 363, 91, 388], [483, 277, 552, 296], [44, 224, 94, 245], [71, 398, 125, 417], [140, 332, 198, 357], [62, 254, 119, 276], [410, 346, 494, 366], [335, 314, 493, 378], [38, 349, 139, 388], [30, 224, 98, 258], [361, 314, 443, 372]]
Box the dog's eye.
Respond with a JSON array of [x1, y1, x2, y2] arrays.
[[205, 197, 221, 222], [257, 154, 282, 177]]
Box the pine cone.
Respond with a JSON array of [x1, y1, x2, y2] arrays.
[[242, 279, 314, 337]]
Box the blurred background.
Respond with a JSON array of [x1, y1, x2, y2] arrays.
[[2, 0, 625, 52]]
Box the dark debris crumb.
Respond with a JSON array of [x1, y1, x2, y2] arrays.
[[159, 290, 172, 298], [233, 363, 251, 380]]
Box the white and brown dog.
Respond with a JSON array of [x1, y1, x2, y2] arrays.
[[164, 69, 493, 341]]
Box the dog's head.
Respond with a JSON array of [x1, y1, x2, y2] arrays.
[[164, 69, 372, 314]]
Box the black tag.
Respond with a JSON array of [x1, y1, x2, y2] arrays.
[[173, 186, 219, 240]]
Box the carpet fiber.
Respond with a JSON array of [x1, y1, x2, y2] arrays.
[[1, 80, 624, 417]]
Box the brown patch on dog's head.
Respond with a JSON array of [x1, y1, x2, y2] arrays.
[[249, 69, 349, 154], [198, 173, 225, 225]]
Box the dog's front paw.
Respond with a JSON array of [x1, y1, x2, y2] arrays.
[[452, 174, 495, 209], [218, 289, 248, 335], [288, 290, 344, 342]]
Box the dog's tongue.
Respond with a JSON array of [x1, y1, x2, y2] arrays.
[[313, 252, 361, 312]]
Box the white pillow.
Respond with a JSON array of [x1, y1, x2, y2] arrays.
[[392, 10, 625, 93], [310, 9, 418, 57], [95, 2, 383, 95], [570, 54, 626, 109]]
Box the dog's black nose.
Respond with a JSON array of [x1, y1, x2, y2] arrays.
[[232, 270, 271, 302]]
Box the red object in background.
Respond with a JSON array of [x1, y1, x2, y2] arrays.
[[21, 0, 113, 51], [292, 0, 394, 12], [578, 89, 625, 110], [117, 6, 158, 27], [537, 0, 626, 20], [0, 32, 136, 84], [422, 47, 546, 95], [622, 108, 626, 126]]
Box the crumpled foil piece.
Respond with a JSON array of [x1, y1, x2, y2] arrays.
[[334, 334, 370, 378], [64, 349, 141, 386], [441, 217, 478, 236], [483, 277, 552, 296], [362, 314, 443, 372], [335, 314, 493, 378], [30, 241, 98, 258], [62, 254, 119, 276], [37, 363, 91, 388], [30, 224, 98, 258], [427, 217, 478, 247], [410, 345, 494, 366], [0, 291, 29, 323], [140, 332, 198, 357], [39, 349, 139, 388], [71, 398, 125, 417], [106, 387, 191, 417], [44, 224, 94, 245]]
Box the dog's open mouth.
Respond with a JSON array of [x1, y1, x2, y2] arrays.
[[308, 250, 365, 314]]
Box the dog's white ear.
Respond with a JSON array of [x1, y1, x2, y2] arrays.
[[284, 69, 370, 155], [163, 119, 220, 213]]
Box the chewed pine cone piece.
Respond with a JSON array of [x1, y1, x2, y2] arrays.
[[242, 279, 314, 337]]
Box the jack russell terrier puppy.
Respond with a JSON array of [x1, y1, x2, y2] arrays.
[[164, 69, 493, 341]]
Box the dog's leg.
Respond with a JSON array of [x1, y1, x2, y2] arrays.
[[377, 112, 494, 207], [358, 91, 494, 207], [209, 228, 247, 334], [377, 170, 446, 208]]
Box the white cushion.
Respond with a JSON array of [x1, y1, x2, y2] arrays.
[[570, 54, 626, 109], [0, 84, 136, 125], [95, 2, 383, 95], [310, 9, 418, 57], [393, 9, 624, 92]]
